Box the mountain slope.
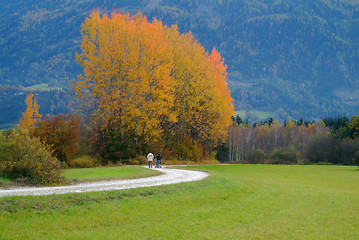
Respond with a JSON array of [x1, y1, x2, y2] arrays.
[[0, 0, 358, 125]]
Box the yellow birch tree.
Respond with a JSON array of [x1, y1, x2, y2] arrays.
[[19, 93, 42, 134]]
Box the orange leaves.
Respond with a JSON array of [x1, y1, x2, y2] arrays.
[[33, 114, 81, 163], [72, 10, 234, 150], [73, 10, 174, 142], [168, 28, 234, 146]]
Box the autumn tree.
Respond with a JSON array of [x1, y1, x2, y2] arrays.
[[33, 114, 82, 164], [19, 93, 42, 134], [72, 10, 234, 160], [72, 11, 174, 148], [165, 25, 234, 155], [0, 92, 66, 184], [269, 120, 284, 151]]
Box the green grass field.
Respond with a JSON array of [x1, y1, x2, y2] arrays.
[[0, 166, 160, 187], [24, 83, 62, 91], [0, 177, 10, 183], [234, 110, 277, 122], [0, 164, 358, 239]]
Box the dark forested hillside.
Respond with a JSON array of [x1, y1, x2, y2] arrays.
[[0, 0, 358, 127]]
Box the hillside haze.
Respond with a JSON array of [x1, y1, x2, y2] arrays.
[[0, 0, 358, 126]]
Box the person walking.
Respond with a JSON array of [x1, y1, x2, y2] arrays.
[[147, 152, 154, 168], [156, 153, 162, 168]]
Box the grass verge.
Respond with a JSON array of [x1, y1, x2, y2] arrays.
[[24, 83, 62, 91], [62, 165, 161, 183], [0, 164, 358, 239], [0, 165, 161, 187], [0, 177, 11, 187]]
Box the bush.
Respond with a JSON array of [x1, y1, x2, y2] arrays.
[[269, 145, 299, 164], [0, 130, 63, 184], [125, 155, 148, 165], [248, 149, 267, 163], [68, 155, 101, 168]]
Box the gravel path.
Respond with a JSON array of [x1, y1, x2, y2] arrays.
[[0, 167, 209, 197]]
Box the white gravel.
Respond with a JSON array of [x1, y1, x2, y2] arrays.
[[0, 167, 209, 197]]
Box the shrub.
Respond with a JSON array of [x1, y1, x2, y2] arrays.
[[125, 155, 148, 165], [248, 149, 267, 163], [0, 130, 62, 184], [68, 155, 101, 168], [269, 145, 299, 164]]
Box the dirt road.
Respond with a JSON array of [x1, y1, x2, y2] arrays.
[[0, 167, 209, 197]]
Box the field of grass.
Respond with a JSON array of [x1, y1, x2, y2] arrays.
[[0, 176, 11, 185], [248, 110, 276, 121], [235, 110, 276, 122], [333, 88, 359, 106], [235, 110, 247, 119], [24, 83, 63, 91], [0, 164, 358, 239]]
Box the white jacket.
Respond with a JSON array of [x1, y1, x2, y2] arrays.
[[147, 153, 154, 161]]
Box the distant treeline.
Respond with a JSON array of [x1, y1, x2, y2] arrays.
[[216, 116, 359, 165]]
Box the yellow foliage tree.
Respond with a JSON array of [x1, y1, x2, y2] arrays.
[[19, 93, 42, 134], [72, 10, 234, 157], [73, 11, 174, 145], [166, 26, 234, 149]]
